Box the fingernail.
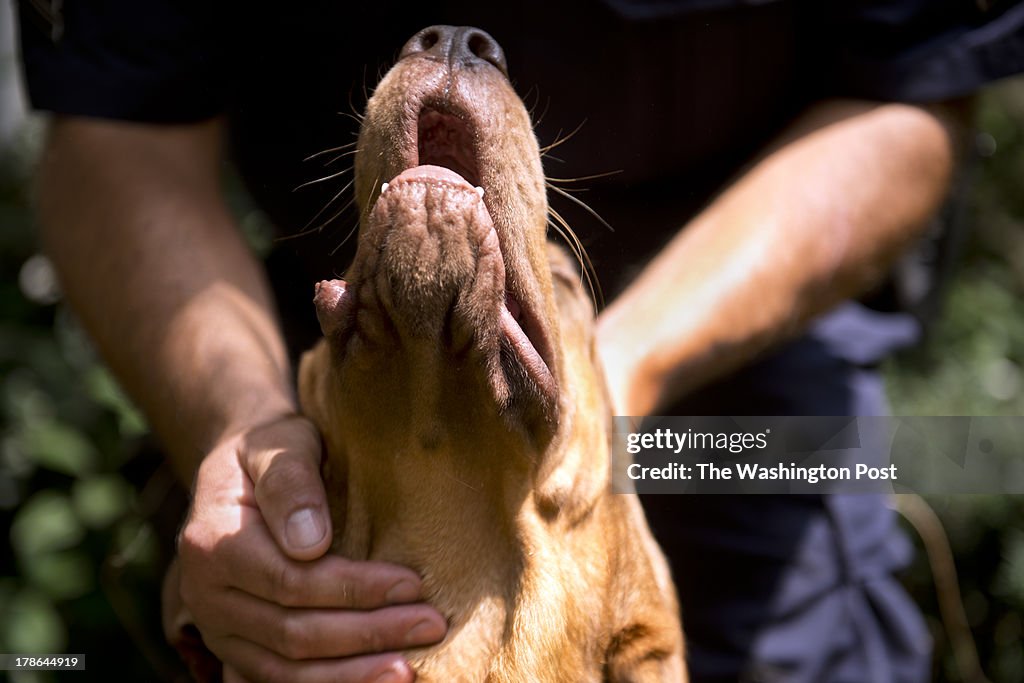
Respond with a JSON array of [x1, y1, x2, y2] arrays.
[[385, 579, 420, 604], [373, 661, 409, 683], [405, 618, 445, 645], [286, 508, 326, 549]]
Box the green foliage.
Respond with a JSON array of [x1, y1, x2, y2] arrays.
[[71, 476, 132, 530], [11, 491, 84, 559], [82, 370, 147, 439], [20, 422, 98, 478], [0, 123, 175, 681], [3, 588, 66, 654], [885, 81, 1024, 682]]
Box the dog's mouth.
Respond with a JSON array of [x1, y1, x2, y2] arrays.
[[337, 25, 560, 433], [356, 104, 557, 420], [417, 108, 479, 186]]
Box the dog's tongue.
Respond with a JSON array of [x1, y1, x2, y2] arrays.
[[384, 164, 477, 192]]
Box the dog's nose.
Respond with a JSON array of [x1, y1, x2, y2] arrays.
[[400, 25, 508, 78]]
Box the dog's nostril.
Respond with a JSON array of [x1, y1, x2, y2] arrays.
[[400, 26, 449, 61], [399, 25, 508, 78], [401, 28, 436, 59], [419, 29, 440, 51], [465, 30, 507, 76]]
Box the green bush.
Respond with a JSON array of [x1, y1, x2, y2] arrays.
[[885, 81, 1024, 682]]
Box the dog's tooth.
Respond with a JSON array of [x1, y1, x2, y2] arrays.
[[381, 182, 389, 193], [475, 186, 485, 197]]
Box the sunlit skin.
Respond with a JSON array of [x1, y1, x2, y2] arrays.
[[35, 93, 960, 682], [599, 100, 962, 416]]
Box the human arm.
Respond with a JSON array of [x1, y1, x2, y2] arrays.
[[596, 99, 964, 416], [35, 117, 445, 682]]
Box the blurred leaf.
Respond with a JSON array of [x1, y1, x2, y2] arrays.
[[23, 550, 94, 600], [994, 643, 1024, 683], [0, 468, 20, 509], [1, 589, 66, 653], [240, 209, 274, 257], [886, 272, 1024, 415], [2, 368, 55, 425], [9, 670, 54, 683], [20, 419, 97, 477], [0, 576, 15, 616], [10, 490, 84, 558], [83, 368, 147, 438], [994, 611, 1023, 646], [995, 528, 1024, 608], [2, 433, 34, 479], [112, 518, 158, 568], [72, 475, 132, 529], [52, 307, 100, 372]]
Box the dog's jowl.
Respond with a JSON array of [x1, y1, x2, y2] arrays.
[[299, 25, 686, 682]]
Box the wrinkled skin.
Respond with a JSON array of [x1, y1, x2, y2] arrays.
[[299, 25, 685, 682]]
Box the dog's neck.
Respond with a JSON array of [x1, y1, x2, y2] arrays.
[[317, 350, 610, 601], [321, 415, 531, 659]]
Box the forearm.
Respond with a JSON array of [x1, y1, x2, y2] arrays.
[[37, 120, 442, 674], [37, 117, 295, 481], [598, 99, 963, 415]]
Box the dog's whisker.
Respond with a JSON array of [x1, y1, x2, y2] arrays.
[[347, 81, 367, 124], [359, 172, 382, 224], [302, 197, 356, 240], [547, 213, 599, 313], [523, 84, 540, 117], [539, 119, 586, 155], [298, 177, 357, 235], [304, 141, 358, 162], [547, 192, 610, 312], [530, 90, 552, 128], [293, 167, 354, 191], [546, 169, 623, 184], [329, 216, 360, 256], [322, 148, 360, 167], [546, 213, 595, 300], [338, 110, 364, 127], [355, 62, 372, 117], [443, 470, 484, 493], [548, 208, 604, 312], [277, 195, 357, 244], [547, 183, 615, 234]]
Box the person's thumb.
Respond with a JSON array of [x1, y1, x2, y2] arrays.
[[240, 415, 331, 561]]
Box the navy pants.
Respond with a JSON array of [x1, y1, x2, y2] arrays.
[[642, 306, 931, 683]]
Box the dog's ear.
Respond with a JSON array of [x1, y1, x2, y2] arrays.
[[544, 242, 609, 412], [534, 242, 611, 522], [544, 242, 596, 336]]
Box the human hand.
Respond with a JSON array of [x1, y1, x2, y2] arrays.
[[172, 414, 447, 682]]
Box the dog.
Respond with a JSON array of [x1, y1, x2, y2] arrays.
[[297, 25, 685, 682]]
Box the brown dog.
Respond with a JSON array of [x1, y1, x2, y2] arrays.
[[298, 25, 685, 682]]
